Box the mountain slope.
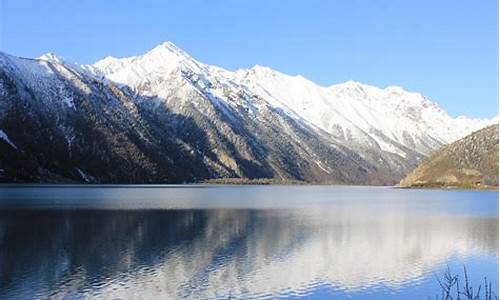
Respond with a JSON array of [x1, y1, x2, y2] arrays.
[[0, 42, 495, 184], [399, 124, 499, 188], [85, 42, 493, 156], [0, 50, 389, 183]]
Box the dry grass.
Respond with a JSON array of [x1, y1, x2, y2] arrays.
[[430, 266, 497, 300]]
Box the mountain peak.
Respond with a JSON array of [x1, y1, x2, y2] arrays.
[[250, 64, 274, 73], [93, 55, 120, 66], [340, 80, 363, 87], [146, 41, 191, 59], [153, 41, 184, 53], [330, 80, 370, 96], [88, 41, 204, 86], [38, 52, 65, 64], [92, 41, 195, 68]]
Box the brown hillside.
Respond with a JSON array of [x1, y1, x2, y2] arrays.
[[399, 124, 499, 189]]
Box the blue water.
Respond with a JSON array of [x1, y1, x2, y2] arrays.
[[0, 186, 497, 299]]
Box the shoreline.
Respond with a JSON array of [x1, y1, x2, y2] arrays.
[[0, 181, 497, 191], [396, 183, 498, 191]]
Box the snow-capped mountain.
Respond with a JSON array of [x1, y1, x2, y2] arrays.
[[86, 42, 493, 156], [235, 68, 483, 155], [0, 42, 495, 183]]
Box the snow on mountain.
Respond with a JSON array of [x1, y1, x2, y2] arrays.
[[84, 42, 206, 86], [0, 52, 85, 111], [0, 129, 17, 149], [232, 66, 494, 157], [0, 42, 495, 184], [38, 53, 65, 64], [87, 42, 494, 158]]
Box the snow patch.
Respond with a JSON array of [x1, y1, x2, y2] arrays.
[[62, 96, 76, 109], [38, 53, 65, 64], [315, 160, 331, 174], [76, 168, 90, 182], [0, 129, 17, 149]]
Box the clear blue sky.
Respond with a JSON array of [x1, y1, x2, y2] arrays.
[[1, 0, 498, 118]]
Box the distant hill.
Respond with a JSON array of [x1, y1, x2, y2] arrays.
[[399, 124, 499, 189]]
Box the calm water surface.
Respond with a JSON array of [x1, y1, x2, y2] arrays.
[[0, 186, 497, 299]]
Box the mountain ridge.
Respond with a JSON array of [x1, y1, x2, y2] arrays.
[[0, 42, 496, 184], [82, 43, 494, 151]]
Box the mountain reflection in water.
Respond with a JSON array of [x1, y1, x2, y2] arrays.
[[0, 186, 497, 299]]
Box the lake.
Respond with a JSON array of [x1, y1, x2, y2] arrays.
[[0, 185, 497, 299]]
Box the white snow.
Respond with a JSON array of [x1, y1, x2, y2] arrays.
[[76, 168, 90, 182], [86, 41, 206, 87], [234, 66, 494, 153], [315, 160, 331, 174], [38, 52, 65, 64], [62, 96, 75, 109], [0, 129, 17, 149], [23, 41, 496, 160]]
